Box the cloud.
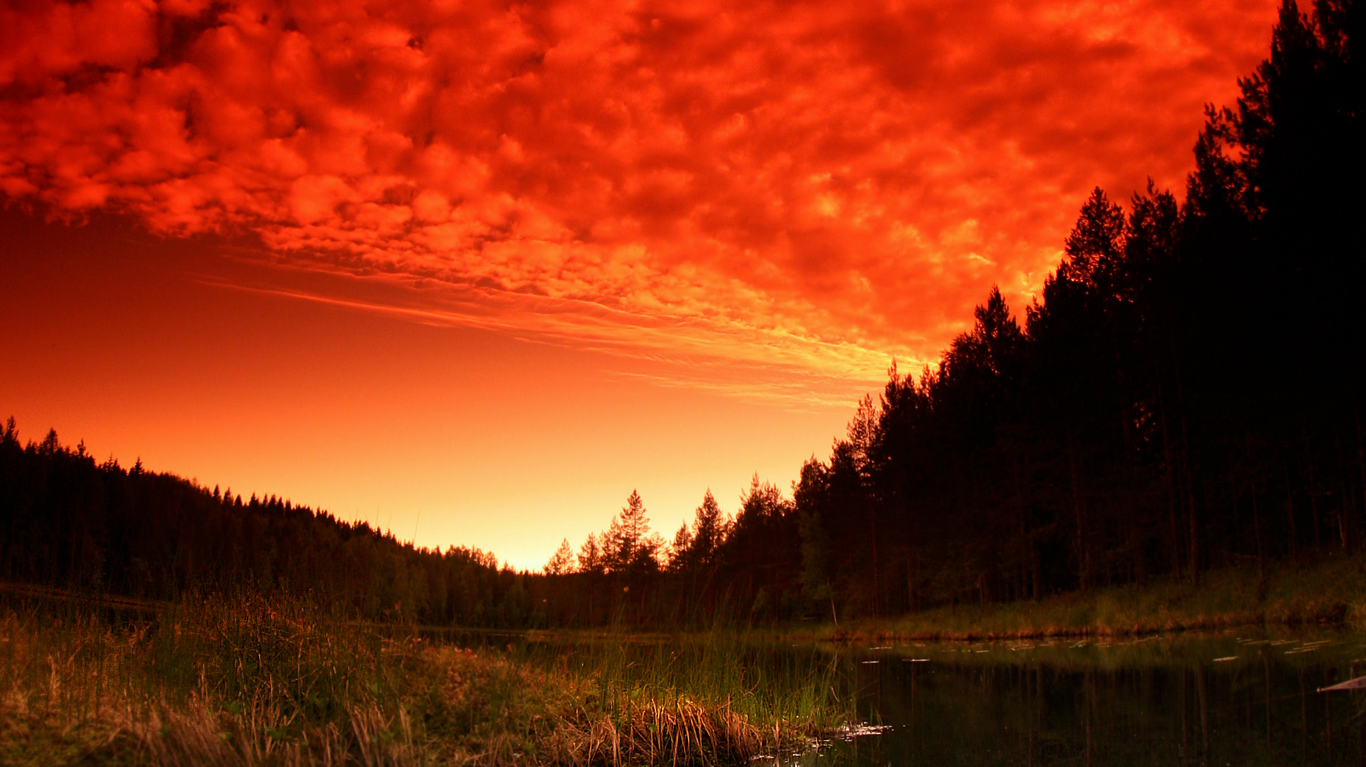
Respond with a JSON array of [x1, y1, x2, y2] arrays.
[[193, 263, 897, 410], [0, 0, 1277, 383]]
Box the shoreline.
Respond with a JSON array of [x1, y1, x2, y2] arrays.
[[780, 553, 1366, 644]]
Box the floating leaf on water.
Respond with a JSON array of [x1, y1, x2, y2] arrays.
[[1319, 674, 1366, 692], [835, 723, 894, 739]]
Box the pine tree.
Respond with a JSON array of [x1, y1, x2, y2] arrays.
[[544, 538, 575, 575], [577, 533, 603, 575], [604, 490, 657, 573], [668, 524, 693, 572], [689, 489, 728, 571]]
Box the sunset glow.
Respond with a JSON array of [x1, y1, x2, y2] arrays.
[[1, 0, 1278, 569]]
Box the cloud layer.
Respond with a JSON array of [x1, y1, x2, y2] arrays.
[[0, 0, 1276, 383]]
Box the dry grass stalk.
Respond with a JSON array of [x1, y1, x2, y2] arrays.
[[348, 703, 418, 767], [105, 696, 422, 767], [547, 693, 768, 767], [3, 605, 841, 766]]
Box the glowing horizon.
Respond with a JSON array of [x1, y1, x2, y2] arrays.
[[0, 0, 1279, 569]]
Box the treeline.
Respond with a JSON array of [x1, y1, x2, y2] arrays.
[[538, 0, 1366, 625], [534, 480, 802, 627], [790, 0, 1363, 617], [0, 421, 537, 626], [0, 416, 782, 629]]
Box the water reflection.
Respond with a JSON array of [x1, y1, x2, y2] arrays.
[[799, 634, 1366, 766]]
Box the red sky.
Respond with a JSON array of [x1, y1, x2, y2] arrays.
[[1, 0, 1277, 570]]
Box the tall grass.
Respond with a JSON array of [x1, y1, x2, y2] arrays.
[[0, 594, 847, 766], [523, 632, 847, 764], [0, 592, 427, 766]]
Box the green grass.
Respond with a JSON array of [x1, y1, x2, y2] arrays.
[[805, 552, 1366, 642], [0, 594, 847, 766]]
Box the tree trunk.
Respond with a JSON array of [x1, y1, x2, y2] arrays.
[[906, 556, 916, 613], [1160, 394, 1183, 582], [1303, 458, 1321, 553], [1337, 433, 1354, 555], [1171, 347, 1199, 587], [1188, 479, 1200, 588], [1357, 406, 1366, 539], [1251, 480, 1265, 581], [1067, 431, 1089, 591], [1284, 463, 1298, 559]]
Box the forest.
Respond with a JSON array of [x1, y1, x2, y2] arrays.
[[1, 0, 1361, 630], [0, 420, 535, 625]]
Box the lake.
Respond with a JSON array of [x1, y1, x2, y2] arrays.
[[793, 632, 1366, 767]]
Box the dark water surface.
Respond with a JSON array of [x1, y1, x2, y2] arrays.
[[793, 633, 1366, 767]]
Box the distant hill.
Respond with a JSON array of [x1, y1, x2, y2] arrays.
[[0, 420, 535, 627]]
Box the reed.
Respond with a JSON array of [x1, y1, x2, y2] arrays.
[[0, 595, 846, 766], [528, 632, 846, 765], [0, 593, 425, 766]]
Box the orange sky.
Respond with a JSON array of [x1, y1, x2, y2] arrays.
[[1, 0, 1278, 570]]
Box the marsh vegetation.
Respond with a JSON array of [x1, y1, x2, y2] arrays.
[[0, 593, 846, 767], [9, 588, 1366, 766]]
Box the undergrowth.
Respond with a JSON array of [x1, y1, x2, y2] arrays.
[[811, 552, 1366, 642]]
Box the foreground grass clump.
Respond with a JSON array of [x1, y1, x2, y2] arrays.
[[0, 595, 842, 766], [528, 635, 843, 765], [813, 553, 1366, 642], [0, 594, 429, 766]]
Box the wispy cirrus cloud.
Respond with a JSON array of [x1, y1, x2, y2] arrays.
[[194, 266, 896, 409], [0, 0, 1276, 389]]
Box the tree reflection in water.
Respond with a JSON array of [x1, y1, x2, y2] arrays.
[[789, 634, 1366, 767]]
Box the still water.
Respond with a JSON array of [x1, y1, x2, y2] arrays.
[[801, 633, 1366, 767]]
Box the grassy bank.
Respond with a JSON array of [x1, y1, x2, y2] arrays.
[[0, 595, 844, 766], [808, 553, 1366, 642]]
